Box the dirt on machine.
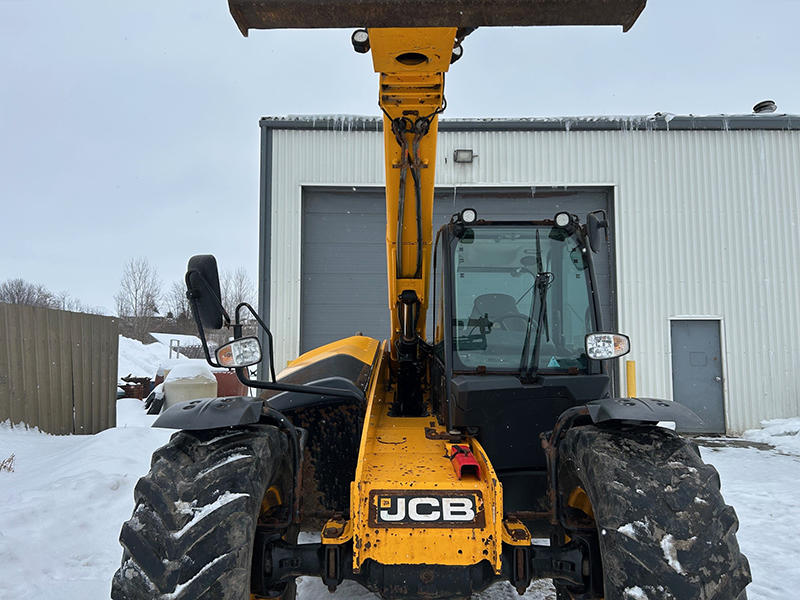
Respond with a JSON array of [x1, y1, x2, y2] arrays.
[[112, 1, 751, 599]]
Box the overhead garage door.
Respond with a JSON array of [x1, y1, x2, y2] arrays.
[[301, 186, 616, 353]]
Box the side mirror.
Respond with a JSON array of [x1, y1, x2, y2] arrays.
[[586, 210, 609, 254], [186, 255, 226, 330]]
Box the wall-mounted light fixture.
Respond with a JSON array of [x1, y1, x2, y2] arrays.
[[453, 149, 476, 164]]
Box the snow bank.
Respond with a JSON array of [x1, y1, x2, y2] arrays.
[[117, 335, 184, 382], [117, 334, 229, 390], [742, 417, 800, 455]]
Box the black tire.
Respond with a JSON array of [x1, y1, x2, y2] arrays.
[[554, 425, 751, 599], [111, 425, 297, 599]]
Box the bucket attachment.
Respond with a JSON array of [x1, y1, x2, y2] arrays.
[[229, 0, 647, 35]]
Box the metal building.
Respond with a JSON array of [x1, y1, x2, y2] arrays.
[[258, 114, 800, 435]]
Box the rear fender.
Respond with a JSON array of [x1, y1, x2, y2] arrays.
[[586, 397, 703, 428], [151, 376, 364, 431], [153, 396, 264, 430]]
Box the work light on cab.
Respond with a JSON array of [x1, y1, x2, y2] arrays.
[[216, 336, 262, 368], [554, 212, 572, 228], [460, 208, 477, 223], [585, 332, 631, 360]]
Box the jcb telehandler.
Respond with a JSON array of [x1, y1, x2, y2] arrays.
[[113, 1, 751, 598]]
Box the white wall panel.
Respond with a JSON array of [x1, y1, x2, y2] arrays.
[[265, 117, 800, 433]]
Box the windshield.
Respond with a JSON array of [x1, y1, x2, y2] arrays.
[[451, 225, 594, 374]]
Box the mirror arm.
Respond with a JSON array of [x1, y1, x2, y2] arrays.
[[184, 268, 232, 370], [234, 367, 365, 403], [236, 302, 278, 383], [188, 296, 225, 369]]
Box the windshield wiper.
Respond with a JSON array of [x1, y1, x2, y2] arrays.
[[518, 271, 553, 379]]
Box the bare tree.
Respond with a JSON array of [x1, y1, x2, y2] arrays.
[[165, 280, 191, 321], [220, 268, 256, 315], [114, 256, 162, 341], [162, 279, 199, 337], [54, 290, 103, 315], [0, 278, 101, 314], [0, 278, 55, 308]]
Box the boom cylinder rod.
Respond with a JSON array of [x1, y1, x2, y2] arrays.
[[402, 301, 415, 342]]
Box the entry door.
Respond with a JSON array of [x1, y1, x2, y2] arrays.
[[670, 320, 725, 434]]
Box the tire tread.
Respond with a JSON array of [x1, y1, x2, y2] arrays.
[[557, 425, 751, 599], [111, 425, 290, 599]]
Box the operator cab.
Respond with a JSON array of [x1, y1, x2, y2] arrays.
[[429, 210, 624, 529], [431, 210, 604, 382]]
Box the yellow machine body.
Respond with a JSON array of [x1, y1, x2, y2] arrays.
[[285, 337, 530, 573]]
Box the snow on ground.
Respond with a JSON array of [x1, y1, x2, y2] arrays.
[[296, 567, 557, 600], [742, 416, 800, 455], [700, 430, 800, 600], [0, 400, 175, 599], [0, 407, 798, 599]]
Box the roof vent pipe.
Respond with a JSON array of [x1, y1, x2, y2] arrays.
[[753, 100, 777, 114]]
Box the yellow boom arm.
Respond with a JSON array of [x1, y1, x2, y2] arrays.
[[370, 27, 455, 353], [227, 0, 647, 360]]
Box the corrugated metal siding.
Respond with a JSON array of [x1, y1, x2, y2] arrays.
[[267, 121, 800, 433], [0, 303, 119, 434]]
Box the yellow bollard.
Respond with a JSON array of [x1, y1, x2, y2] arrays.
[[626, 360, 637, 398]]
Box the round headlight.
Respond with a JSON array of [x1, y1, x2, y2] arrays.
[[555, 212, 571, 228], [461, 208, 477, 223]]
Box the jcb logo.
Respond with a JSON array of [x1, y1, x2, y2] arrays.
[[369, 491, 484, 528]]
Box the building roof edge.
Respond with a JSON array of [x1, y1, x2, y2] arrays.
[[259, 113, 800, 132]]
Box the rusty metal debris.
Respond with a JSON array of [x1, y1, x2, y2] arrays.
[[118, 375, 152, 400]]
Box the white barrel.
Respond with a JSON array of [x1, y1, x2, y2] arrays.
[[162, 362, 218, 409]]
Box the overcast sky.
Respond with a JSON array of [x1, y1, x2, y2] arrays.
[[1, 0, 798, 315]]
